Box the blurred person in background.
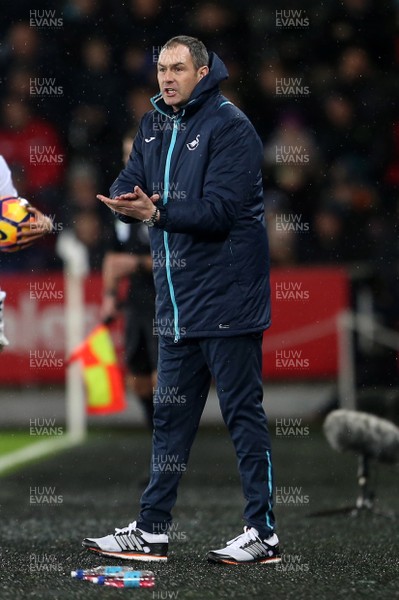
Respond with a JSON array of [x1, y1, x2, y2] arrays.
[[101, 129, 157, 431], [0, 22, 42, 75], [243, 58, 312, 143], [0, 154, 53, 349], [5, 65, 34, 102], [334, 46, 390, 179], [120, 44, 154, 89], [299, 156, 380, 264], [124, 85, 157, 130], [58, 161, 111, 271], [0, 21, 67, 125], [316, 0, 395, 65], [263, 112, 319, 224], [266, 211, 298, 267], [0, 97, 65, 211], [64, 162, 101, 214], [72, 208, 106, 271], [68, 36, 121, 169], [0, 95, 63, 270], [318, 92, 362, 165], [264, 191, 298, 266], [299, 202, 349, 264], [62, 0, 108, 65], [188, 2, 248, 69], [185, 2, 247, 109], [112, 0, 184, 50]]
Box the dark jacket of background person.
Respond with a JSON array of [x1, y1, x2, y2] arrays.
[[110, 52, 270, 341], [111, 219, 156, 315]]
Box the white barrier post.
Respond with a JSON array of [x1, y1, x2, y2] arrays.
[[337, 310, 357, 410], [57, 233, 89, 442]]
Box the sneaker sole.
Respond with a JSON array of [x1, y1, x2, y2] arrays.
[[207, 554, 282, 565], [85, 547, 168, 562]]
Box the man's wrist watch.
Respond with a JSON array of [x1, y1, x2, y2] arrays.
[[142, 206, 159, 227]]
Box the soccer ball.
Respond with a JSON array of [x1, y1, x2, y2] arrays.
[[0, 196, 33, 252]]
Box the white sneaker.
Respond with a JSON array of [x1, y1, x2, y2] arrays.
[[207, 526, 281, 564], [82, 521, 168, 561]]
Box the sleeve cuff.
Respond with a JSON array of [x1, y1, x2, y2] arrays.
[[154, 203, 168, 229], [117, 212, 141, 224]]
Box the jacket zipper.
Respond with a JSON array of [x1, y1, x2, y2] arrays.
[[163, 118, 180, 342]]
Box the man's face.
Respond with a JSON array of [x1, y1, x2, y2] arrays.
[[157, 44, 208, 111]]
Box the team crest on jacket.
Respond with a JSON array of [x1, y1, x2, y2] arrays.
[[187, 134, 200, 151]]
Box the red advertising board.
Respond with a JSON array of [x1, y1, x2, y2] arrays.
[[0, 268, 349, 384], [263, 268, 349, 379], [0, 273, 124, 384]]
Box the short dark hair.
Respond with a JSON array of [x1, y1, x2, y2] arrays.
[[161, 36, 209, 70]]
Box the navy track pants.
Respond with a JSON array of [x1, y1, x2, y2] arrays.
[[137, 333, 276, 539]]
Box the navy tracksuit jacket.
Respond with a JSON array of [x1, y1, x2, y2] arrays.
[[110, 52, 276, 538]]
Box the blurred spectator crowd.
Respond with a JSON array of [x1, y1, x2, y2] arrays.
[[0, 0, 398, 288]]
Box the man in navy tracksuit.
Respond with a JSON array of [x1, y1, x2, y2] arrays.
[[83, 36, 281, 565]]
